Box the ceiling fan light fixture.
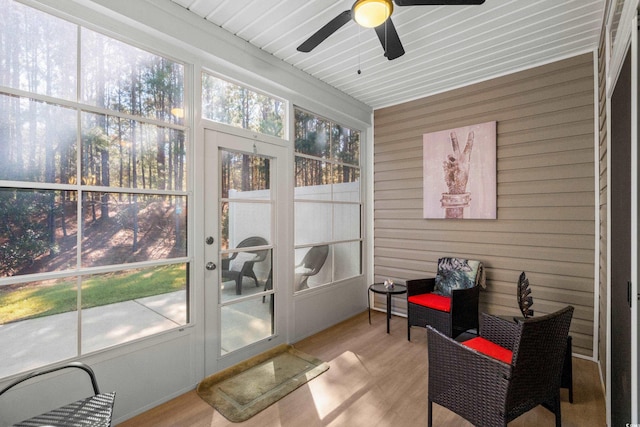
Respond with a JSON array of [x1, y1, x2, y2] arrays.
[[352, 0, 393, 28]]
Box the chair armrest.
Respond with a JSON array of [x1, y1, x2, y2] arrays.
[[0, 362, 101, 397], [406, 278, 436, 297], [427, 326, 511, 415], [450, 285, 479, 312], [480, 313, 521, 351]]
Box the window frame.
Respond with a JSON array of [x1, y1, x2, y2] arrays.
[[0, 0, 193, 376], [293, 106, 363, 292]]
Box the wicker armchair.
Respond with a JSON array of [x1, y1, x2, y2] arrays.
[[406, 257, 484, 340], [427, 306, 574, 427]]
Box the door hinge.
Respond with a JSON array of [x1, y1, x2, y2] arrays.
[[628, 281, 633, 308]]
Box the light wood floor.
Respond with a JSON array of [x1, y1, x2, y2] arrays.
[[118, 310, 606, 427]]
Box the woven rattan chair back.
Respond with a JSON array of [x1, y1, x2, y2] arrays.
[[506, 306, 574, 421]]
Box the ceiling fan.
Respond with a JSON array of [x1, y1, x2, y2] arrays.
[[297, 0, 486, 60]]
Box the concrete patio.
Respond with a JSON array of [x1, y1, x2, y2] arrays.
[[1, 280, 272, 379]]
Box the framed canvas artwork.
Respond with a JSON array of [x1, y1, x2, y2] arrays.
[[423, 121, 496, 219]]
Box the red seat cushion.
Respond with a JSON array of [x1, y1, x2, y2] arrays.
[[408, 293, 451, 313], [462, 337, 513, 364]]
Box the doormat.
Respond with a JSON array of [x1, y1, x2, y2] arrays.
[[196, 344, 329, 422]]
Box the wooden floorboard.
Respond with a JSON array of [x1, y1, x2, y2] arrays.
[[117, 310, 606, 427]]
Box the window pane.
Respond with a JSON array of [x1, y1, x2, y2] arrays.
[[220, 202, 271, 251], [334, 182, 360, 203], [0, 0, 77, 100], [0, 2, 192, 377], [81, 28, 184, 123], [221, 248, 271, 302], [334, 204, 360, 241], [333, 241, 361, 282], [221, 296, 273, 355], [295, 158, 331, 199], [330, 124, 360, 165], [294, 108, 361, 292], [0, 95, 76, 183], [294, 108, 360, 164], [81, 112, 187, 191], [294, 110, 330, 158], [334, 168, 360, 202], [221, 151, 270, 198], [294, 202, 331, 245], [0, 276, 78, 377], [202, 73, 284, 138], [82, 193, 187, 267], [0, 189, 78, 277], [295, 246, 331, 290], [333, 165, 360, 185], [81, 264, 187, 353]]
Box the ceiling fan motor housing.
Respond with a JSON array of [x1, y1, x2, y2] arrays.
[[352, 0, 394, 28]]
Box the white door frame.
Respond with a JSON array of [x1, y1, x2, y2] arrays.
[[202, 126, 291, 375]]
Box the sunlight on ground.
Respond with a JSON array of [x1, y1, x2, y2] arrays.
[[306, 351, 383, 423]]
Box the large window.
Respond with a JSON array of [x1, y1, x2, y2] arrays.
[[202, 72, 285, 139], [0, 0, 189, 378], [294, 108, 361, 292]]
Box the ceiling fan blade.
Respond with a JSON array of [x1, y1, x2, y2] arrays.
[[374, 18, 405, 60], [297, 10, 352, 53], [394, 0, 485, 5]]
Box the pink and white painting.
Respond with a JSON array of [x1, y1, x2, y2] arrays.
[[423, 121, 496, 219]]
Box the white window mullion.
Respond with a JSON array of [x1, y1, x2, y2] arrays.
[[76, 22, 83, 357]]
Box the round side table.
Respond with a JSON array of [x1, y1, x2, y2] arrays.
[[368, 283, 407, 333]]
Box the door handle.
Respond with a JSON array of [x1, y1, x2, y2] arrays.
[[206, 262, 217, 271]]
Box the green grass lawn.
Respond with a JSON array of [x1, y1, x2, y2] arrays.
[[0, 264, 186, 324]]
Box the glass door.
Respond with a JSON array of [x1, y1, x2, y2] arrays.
[[218, 147, 273, 354], [204, 129, 286, 372]]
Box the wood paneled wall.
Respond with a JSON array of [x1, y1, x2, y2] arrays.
[[373, 53, 597, 357]]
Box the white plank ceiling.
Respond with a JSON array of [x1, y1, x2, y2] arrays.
[[170, 0, 605, 109]]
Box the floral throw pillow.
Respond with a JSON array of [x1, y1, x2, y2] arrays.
[[434, 257, 481, 297]]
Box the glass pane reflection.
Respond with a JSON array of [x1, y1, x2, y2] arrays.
[[221, 248, 271, 302], [221, 151, 270, 198], [221, 296, 273, 355], [0, 277, 78, 378], [0, 188, 78, 277], [220, 202, 272, 250], [81, 264, 187, 353], [82, 193, 187, 267]]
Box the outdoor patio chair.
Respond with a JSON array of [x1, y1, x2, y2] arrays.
[[294, 245, 329, 291], [0, 361, 115, 426], [427, 306, 574, 427], [221, 236, 269, 295], [406, 257, 484, 340]]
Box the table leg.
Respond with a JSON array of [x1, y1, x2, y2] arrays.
[[562, 335, 573, 403], [368, 288, 371, 325], [386, 292, 392, 333]]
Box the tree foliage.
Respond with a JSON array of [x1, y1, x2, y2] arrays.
[[0, 190, 58, 276], [294, 109, 360, 187], [202, 73, 284, 138]]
